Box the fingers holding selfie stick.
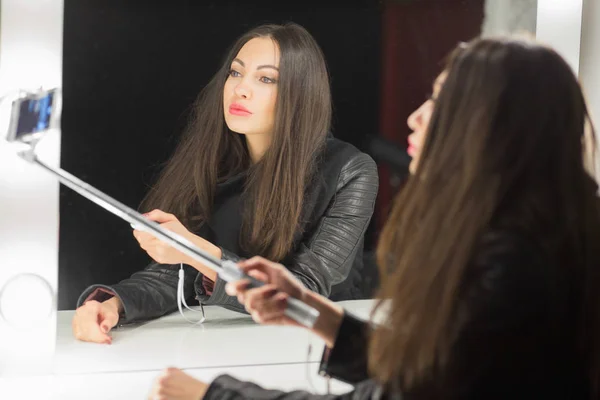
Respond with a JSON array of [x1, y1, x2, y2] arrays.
[[220, 259, 319, 328], [225, 256, 314, 327], [226, 256, 345, 348]]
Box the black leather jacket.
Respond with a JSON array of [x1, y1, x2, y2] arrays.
[[77, 137, 379, 322], [204, 230, 592, 399]]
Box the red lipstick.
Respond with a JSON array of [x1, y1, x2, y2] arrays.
[[229, 103, 252, 116]]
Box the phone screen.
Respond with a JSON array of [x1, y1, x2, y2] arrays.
[[15, 90, 55, 139]]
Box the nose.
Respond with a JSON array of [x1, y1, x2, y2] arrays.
[[234, 81, 251, 100], [407, 102, 424, 131]]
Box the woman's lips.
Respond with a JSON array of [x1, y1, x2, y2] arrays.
[[229, 104, 252, 116], [407, 143, 417, 157]]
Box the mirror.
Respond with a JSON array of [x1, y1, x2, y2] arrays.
[[58, 0, 538, 312]]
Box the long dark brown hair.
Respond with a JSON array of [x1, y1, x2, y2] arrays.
[[140, 23, 331, 261], [369, 37, 600, 395]]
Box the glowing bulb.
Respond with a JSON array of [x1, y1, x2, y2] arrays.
[[0, 273, 54, 329]]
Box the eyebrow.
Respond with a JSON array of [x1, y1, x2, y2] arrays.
[[232, 58, 279, 72]]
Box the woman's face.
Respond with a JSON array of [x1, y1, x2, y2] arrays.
[[406, 72, 446, 174], [223, 37, 280, 137]]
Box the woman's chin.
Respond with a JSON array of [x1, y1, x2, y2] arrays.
[[408, 160, 417, 175], [225, 123, 255, 136], [226, 126, 249, 135], [232, 129, 268, 136]]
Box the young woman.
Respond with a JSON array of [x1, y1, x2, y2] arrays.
[[71, 23, 378, 344], [151, 37, 600, 399]]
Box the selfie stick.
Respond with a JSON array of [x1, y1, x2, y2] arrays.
[[17, 147, 320, 328]]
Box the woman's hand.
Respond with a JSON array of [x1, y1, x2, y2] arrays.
[[225, 256, 309, 327], [148, 367, 209, 400], [226, 256, 345, 347], [72, 297, 121, 344], [133, 209, 220, 279]]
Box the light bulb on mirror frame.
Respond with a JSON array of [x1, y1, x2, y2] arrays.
[[0, 273, 55, 330]]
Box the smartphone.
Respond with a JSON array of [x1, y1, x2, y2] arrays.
[[6, 88, 62, 143]]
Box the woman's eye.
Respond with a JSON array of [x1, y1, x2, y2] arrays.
[[259, 76, 277, 84], [229, 69, 241, 77]]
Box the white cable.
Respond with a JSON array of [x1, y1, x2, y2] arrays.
[[177, 263, 205, 324]]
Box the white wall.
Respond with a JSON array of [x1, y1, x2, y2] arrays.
[[481, 0, 538, 37], [0, 0, 63, 375], [481, 0, 584, 78], [580, 0, 600, 174], [536, 0, 583, 75], [484, 0, 595, 174]]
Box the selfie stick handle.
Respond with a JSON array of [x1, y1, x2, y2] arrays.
[[19, 151, 319, 328], [219, 260, 320, 328]]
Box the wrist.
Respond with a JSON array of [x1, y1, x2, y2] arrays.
[[188, 235, 222, 261], [196, 381, 210, 399], [103, 296, 123, 315], [210, 244, 223, 259], [185, 236, 220, 281], [302, 290, 344, 348]]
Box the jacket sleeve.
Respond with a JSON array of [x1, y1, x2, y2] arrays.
[[318, 312, 372, 384], [77, 262, 199, 324], [77, 222, 213, 323], [197, 153, 379, 313], [204, 373, 381, 400]]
